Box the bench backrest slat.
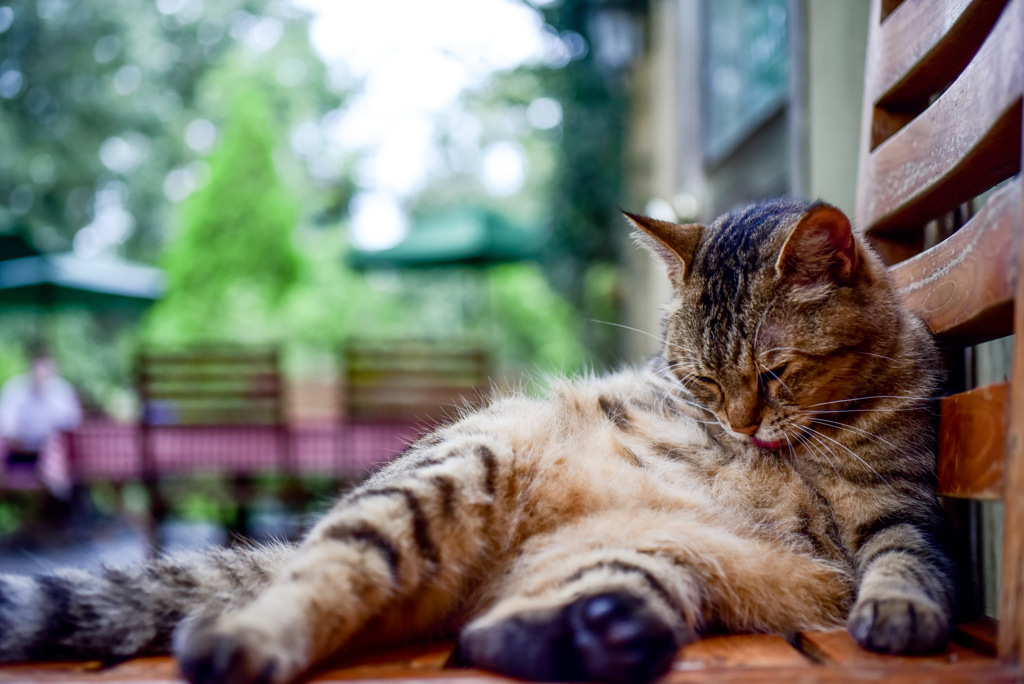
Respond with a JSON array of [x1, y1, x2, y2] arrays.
[[343, 342, 490, 424], [856, 0, 1024, 663]]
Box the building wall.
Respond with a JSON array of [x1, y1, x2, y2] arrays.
[[804, 1, 870, 217], [621, 0, 684, 361]]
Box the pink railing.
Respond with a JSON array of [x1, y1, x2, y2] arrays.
[[1, 420, 428, 488]]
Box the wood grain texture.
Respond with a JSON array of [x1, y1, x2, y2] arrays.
[[880, 0, 906, 21], [0, 639, 1014, 684], [856, 0, 886, 233], [952, 616, 999, 657], [872, 0, 1007, 119], [936, 383, 1008, 500], [999, 34, 1024, 657], [675, 634, 809, 668], [890, 179, 1021, 344], [800, 630, 994, 667], [860, 0, 1022, 237], [667, 665, 1023, 684], [856, 0, 924, 266], [855, 0, 1023, 250]]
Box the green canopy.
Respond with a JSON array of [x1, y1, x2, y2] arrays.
[[0, 252, 165, 314], [0, 232, 40, 262], [349, 206, 542, 269]]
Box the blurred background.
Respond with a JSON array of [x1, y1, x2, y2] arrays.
[[0, 0, 869, 567]]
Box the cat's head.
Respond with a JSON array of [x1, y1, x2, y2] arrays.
[[627, 199, 904, 450]]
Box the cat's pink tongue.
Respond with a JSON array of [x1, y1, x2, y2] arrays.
[[750, 436, 784, 450]]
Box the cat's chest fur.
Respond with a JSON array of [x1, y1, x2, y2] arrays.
[[438, 366, 845, 564], [625, 418, 829, 547], [609, 405, 849, 568]]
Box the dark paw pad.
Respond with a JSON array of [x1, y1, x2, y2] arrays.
[[568, 593, 680, 684], [455, 591, 681, 683], [176, 622, 278, 684], [848, 595, 949, 655]]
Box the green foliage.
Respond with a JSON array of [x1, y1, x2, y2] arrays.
[[0, 326, 28, 387], [488, 263, 590, 376], [0, 0, 335, 260], [1, 0, 643, 416], [0, 0, 166, 253], [46, 312, 136, 416], [531, 1, 641, 305], [143, 88, 302, 346], [443, 0, 645, 366]]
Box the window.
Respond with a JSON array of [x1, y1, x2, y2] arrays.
[[702, 0, 790, 163]]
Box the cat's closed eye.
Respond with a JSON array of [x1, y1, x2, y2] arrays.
[[688, 375, 723, 405], [758, 364, 787, 387]]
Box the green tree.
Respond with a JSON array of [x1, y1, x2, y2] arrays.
[[0, 0, 338, 260], [144, 88, 301, 346], [416, 1, 647, 367]]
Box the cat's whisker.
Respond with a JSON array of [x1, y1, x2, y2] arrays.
[[808, 417, 898, 450], [656, 380, 717, 418], [588, 319, 697, 357], [781, 430, 797, 465], [853, 351, 899, 362], [799, 430, 842, 478], [756, 346, 806, 358], [620, 364, 719, 423], [617, 366, 680, 415], [666, 393, 719, 421], [628, 368, 696, 416], [673, 373, 704, 393], [799, 424, 892, 486], [800, 407, 929, 414], [758, 363, 793, 394], [803, 395, 934, 408], [624, 363, 676, 396], [803, 432, 855, 484]]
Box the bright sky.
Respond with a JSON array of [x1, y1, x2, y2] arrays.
[[290, 0, 558, 250]]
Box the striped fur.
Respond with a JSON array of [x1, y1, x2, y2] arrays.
[[0, 200, 954, 684]]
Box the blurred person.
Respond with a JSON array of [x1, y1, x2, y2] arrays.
[[0, 344, 81, 494]]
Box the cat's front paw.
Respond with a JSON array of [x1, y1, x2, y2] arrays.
[[454, 590, 687, 683], [174, 618, 289, 684], [847, 593, 949, 654]]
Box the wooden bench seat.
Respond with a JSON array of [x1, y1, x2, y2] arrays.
[[0, 625, 1017, 683]]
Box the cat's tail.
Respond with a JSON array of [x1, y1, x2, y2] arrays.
[[0, 542, 293, 662]]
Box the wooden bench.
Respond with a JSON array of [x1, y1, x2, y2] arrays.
[[136, 347, 293, 544], [340, 341, 491, 465], [2, 0, 1022, 681], [847, 0, 1023, 678], [0, 628, 1015, 682], [343, 341, 490, 424]]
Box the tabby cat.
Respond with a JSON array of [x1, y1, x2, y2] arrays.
[[0, 199, 954, 684]]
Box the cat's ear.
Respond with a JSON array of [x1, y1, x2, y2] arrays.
[[776, 204, 859, 284], [623, 211, 704, 282]]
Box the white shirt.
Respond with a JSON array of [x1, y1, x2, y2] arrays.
[[0, 373, 81, 452]]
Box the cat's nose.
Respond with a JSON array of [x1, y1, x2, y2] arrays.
[[731, 423, 759, 436]]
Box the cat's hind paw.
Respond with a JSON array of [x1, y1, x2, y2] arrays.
[[174, 617, 287, 684], [454, 590, 688, 683], [847, 593, 949, 655], [567, 592, 684, 684]]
